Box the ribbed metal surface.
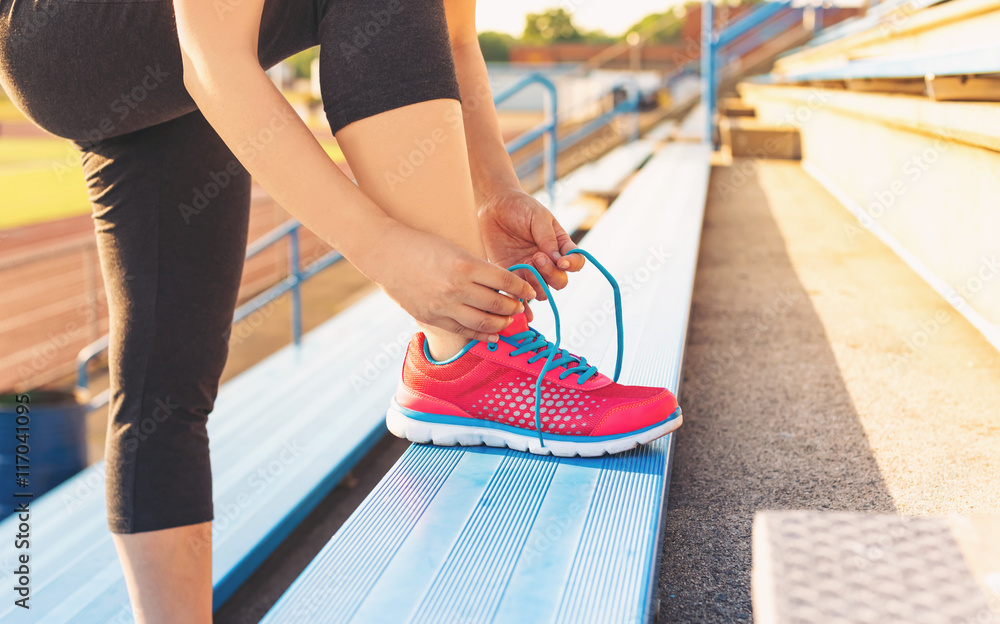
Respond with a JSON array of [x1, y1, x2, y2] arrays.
[[0, 290, 415, 623], [262, 140, 712, 624], [677, 103, 707, 142], [410, 453, 559, 624], [575, 140, 656, 196], [645, 121, 678, 143], [753, 511, 995, 624], [532, 140, 656, 217]]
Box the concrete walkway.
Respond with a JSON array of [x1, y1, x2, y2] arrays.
[[659, 158, 1000, 622]]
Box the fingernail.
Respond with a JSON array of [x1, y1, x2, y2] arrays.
[[517, 302, 525, 312], [529, 289, 537, 300], [551, 252, 562, 262], [535, 254, 549, 267], [558, 259, 570, 269], [488, 334, 499, 343]]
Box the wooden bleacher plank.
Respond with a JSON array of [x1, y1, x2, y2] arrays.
[[261, 139, 712, 624], [0, 291, 415, 622]]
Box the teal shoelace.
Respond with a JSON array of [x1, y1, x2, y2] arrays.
[[504, 249, 623, 446]]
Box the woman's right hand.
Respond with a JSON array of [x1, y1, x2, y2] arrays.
[[365, 221, 537, 343]]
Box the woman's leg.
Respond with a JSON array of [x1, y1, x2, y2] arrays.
[[83, 110, 252, 623], [335, 100, 487, 360], [317, 0, 486, 360]]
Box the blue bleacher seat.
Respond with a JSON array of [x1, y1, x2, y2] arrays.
[[0, 293, 415, 622], [0, 135, 655, 623], [260, 135, 712, 624]]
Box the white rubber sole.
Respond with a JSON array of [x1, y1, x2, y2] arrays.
[[386, 406, 682, 458]]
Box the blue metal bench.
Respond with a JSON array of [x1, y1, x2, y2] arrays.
[[258, 119, 712, 623], [0, 291, 414, 622], [0, 132, 655, 623], [535, 139, 656, 204]]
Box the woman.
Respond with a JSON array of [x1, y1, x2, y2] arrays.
[[0, 0, 681, 620]]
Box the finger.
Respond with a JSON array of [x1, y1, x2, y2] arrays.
[[514, 266, 546, 302], [451, 304, 512, 337], [465, 284, 525, 317], [554, 223, 585, 272], [438, 318, 500, 344], [472, 261, 536, 302], [530, 212, 563, 263], [533, 251, 569, 291], [523, 299, 534, 323]]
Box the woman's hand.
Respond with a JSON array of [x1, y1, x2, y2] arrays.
[[478, 189, 586, 304], [366, 220, 537, 343]]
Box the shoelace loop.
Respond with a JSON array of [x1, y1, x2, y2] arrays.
[[506, 249, 623, 447]]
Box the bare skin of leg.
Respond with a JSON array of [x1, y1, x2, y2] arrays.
[[111, 522, 213, 624], [110, 99, 503, 621], [336, 98, 510, 360]]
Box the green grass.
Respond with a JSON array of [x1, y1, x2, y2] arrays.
[[0, 138, 90, 229], [0, 135, 347, 230], [0, 98, 27, 123]]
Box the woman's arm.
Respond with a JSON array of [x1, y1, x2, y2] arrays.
[[443, 0, 585, 297], [173, 0, 533, 342]]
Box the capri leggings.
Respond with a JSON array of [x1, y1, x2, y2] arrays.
[[0, 0, 461, 533]]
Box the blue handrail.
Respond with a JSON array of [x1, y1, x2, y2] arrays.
[[703, 0, 717, 145], [493, 72, 559, 199], [703, 0, 809, 147], [75, 219, 343, 410], [717, 0, 792, 47], [512, 79, 642, 179]]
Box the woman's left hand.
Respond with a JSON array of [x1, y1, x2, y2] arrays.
[[478, 189, 586, 317]]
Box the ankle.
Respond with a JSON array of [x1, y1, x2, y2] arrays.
[[422, 326, 472, 362]]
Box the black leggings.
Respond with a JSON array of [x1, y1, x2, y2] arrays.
[[0, 0, 460, 533]]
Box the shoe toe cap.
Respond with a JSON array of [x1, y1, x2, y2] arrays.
[[591, 388, 679, 437]]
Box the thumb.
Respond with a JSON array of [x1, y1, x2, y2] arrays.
[[530, 213, 562, 265]]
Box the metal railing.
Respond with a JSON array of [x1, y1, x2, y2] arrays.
[[505, 75, 643, 181], [75, 223, 344, 411], [75, 71, 645, 411], [493, 73, 559, 200], [703, 0, 821, 146]]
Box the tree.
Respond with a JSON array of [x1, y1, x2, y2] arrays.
[[523, 8, 583, 44], [287, 47, 319, 79], [478, 31, 515, 62], [623, 7, 688, 45]]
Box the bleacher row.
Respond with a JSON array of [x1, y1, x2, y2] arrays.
[[0, 104, 711, 623], [735, 0, 1000, 621]]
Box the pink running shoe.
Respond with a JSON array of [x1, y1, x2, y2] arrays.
[[386, 253, 682, 457]]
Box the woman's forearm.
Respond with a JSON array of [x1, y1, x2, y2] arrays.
[[451, 41, 523, 204], [181, 54, 397, 273]]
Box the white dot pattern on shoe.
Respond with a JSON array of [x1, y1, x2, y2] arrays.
[[464, 376, 616, 435]]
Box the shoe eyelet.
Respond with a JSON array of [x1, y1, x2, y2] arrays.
[[487, 342, 499, 352]]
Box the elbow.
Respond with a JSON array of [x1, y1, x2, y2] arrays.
[[180, 53, 208, 100]]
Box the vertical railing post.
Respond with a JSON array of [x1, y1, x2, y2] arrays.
[[543, 83, 558, 202], [289, 226, 303, 346], [702, 0, 717, 147]]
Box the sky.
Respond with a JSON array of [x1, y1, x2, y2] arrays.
[[476, 0, 681, 37]]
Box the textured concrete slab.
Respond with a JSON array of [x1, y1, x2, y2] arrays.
[[658, 158, 1000, 622], [752, 510, 995, 624]]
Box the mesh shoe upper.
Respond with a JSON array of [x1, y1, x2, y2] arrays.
[[396, 314, 677, 438]]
